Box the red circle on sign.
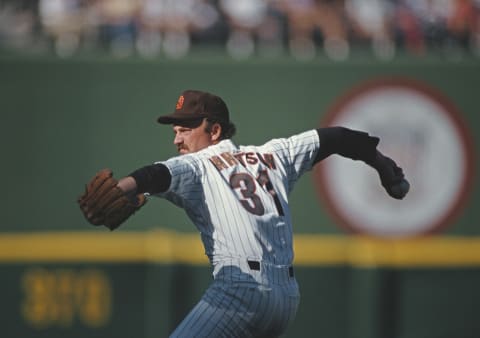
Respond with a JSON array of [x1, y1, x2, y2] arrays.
[[313, 77, 475, 237]]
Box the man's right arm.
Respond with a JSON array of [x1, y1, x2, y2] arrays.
[[315, 127, 409, 199], [315, 127, 379, 164]]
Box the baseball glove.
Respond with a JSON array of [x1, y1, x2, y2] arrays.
[[78, 169, 147, 230]]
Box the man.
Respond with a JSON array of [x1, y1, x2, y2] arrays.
[[78, 89, 409, 337]]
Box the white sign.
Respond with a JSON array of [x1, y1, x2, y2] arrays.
[[314, 78, 474, 238]]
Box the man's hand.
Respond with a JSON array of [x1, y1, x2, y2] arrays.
[[369, 151, 410, 200]]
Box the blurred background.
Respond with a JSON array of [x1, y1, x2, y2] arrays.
[[1, 0, 480, 60], [0, 0, 479, 338]]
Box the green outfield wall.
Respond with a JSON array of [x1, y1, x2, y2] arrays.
[[0, 55, 478, 234], [0, 55, 479, 337], [1, 231, 480, 338]]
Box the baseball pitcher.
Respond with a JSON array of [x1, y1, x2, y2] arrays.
[[78, 90, 409, 337]]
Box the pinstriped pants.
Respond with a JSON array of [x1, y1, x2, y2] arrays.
[[170, 264, 300, 338]]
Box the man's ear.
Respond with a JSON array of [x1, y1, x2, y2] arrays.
[[210, 123, 222, 142]]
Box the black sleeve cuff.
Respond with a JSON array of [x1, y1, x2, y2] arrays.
[[314, 127, 380, 164], [129, 163, 172, 194]]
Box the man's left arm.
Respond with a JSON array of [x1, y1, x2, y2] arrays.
[[77, 164, 172, 230]]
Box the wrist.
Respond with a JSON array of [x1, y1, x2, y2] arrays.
[[365, 150, 382, 168], [117, 176, 138, 194]]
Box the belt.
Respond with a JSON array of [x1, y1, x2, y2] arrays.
[[247, 260, 294, 278]]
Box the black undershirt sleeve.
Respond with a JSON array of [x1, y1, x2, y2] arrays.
[[129, 163, 172, 195], [314, 127, 380, 164]]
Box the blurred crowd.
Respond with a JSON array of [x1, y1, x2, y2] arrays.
[[1, 0, 479, 60]]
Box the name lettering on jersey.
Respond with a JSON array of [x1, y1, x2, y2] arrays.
[[209, 152, 276, 171]]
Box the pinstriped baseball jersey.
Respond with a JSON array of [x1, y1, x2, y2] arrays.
[[159, 129, 319, 337], [157, 129, 319, 274]]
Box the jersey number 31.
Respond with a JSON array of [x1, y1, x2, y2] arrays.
[[229, 170, 284, 216]]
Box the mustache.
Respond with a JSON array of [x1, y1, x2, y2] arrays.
[[177, 145, 188, 152]]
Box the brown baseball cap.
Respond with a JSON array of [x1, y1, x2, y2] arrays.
[[157, 90, 230, 125]]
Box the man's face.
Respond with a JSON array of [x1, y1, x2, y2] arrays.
[[172, 119, 214, 155]]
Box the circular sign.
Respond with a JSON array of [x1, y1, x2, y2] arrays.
[[314, 77, 475, 238]]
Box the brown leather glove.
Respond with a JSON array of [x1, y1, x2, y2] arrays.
[[78, 169, 147, 230]]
